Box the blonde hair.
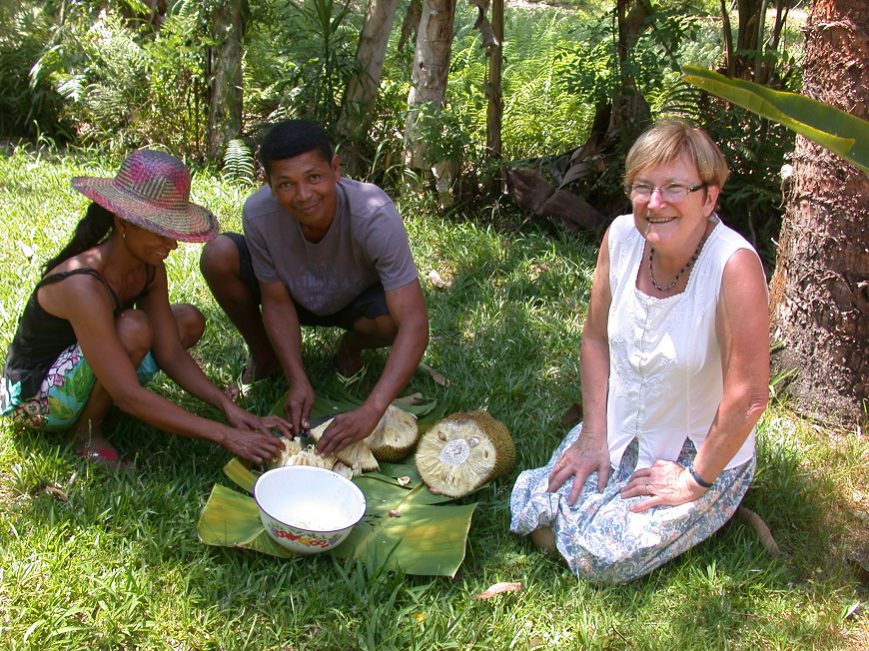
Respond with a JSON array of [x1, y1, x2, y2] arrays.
[[624, 120, 730, 190]]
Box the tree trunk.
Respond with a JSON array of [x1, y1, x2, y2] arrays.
[[403, 0, 457, 195], [610, 0, 651, 138], [339, 0, 400, 146], [206, 0, 247, 162], [144, 0, 168, 30], [768, 0, 868, 424], [399, 0, 423, 51], [485, 0, 503, 162]]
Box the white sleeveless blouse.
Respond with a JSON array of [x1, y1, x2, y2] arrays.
[[605, 213, 758, 471]]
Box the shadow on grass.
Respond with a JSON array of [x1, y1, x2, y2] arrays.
[[420, 227, 598, 468], [2, 194, 860, 646], [0, 354, 858, 647]]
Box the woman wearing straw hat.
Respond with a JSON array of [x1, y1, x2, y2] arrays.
[[0, 150, 288, 467]]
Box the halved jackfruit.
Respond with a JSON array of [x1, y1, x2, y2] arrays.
[[367, 405, 419, 462], [415, 410, 516, 497]]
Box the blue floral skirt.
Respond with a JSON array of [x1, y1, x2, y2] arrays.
[[1, 343, 158, 431], [509, 423, 754, 583]]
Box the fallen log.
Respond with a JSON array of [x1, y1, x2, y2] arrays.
[[506, 167, 605, 231]]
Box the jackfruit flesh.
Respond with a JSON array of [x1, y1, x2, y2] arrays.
[[367, 405, 419, 462], [272, 436, 303, 468], [331, 461, 354, 480], [415, 410, 516, 497], [307, 418, 380, 474], [269, 421, 373, 477], [271, 436, 333, 470]]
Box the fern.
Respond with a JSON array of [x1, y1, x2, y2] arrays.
[[655, 79, 704, 123], [222, 139, 256, 185]]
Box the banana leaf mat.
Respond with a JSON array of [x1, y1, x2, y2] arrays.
[[197, 457, 478, 577]]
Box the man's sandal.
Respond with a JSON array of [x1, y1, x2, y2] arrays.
[[334, 356, 368, 387], [333, 333, 369, 387], [226, 360, 276, 401]]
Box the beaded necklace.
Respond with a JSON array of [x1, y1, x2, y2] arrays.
[[648, 230, 709, 292]]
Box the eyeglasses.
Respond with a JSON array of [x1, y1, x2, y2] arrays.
[[625, 182, 707, 203]]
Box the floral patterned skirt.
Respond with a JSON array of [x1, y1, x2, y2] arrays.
[[509, 423, 754, 583], [1, 344, 158, 431]]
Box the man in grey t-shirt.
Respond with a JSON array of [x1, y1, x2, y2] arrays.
[[200, 120, 428, 455]]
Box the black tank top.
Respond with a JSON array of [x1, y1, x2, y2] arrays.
[[2, 266, 154, 400]]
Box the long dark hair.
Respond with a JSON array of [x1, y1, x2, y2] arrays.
[[43, 202, 115, 274]]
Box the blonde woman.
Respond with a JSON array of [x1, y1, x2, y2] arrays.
[[511, 121, 770, 582]]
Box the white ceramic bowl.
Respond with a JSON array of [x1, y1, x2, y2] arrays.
[[253, 466, 366, 554]]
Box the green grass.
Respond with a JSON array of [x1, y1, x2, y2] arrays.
[[1, 145, 866, 650]]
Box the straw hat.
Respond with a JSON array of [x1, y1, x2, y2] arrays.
[[72, 150, 219, 243]]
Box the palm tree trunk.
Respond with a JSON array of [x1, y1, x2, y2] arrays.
[[768, 0, 868, 423]]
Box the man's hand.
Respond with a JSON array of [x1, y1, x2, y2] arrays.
[[283, 378, 316, 434], [547, 430, 611, 506], [223, 399, 293, 438], [219, 426, 285, 465], [315, 403, 383, 457], [620, 460, 708, 512]]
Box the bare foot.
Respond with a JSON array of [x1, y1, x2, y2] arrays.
[[335, 334, 364, 378], [72, 424, 128, 470], [73, 424, 116, 456], [530, 526, 559, 556], [243, 357, 281, 383]]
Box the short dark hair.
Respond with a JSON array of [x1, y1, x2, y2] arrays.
[[259, 120, 333, 177]]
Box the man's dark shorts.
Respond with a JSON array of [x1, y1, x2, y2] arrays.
[[225, 232, 389, 331]]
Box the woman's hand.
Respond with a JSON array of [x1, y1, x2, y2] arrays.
[[548, 431, 611, 506], [315, 403, 383, 457], [222, 399, 293, 438], [621, 460, 708, 512], [218, 425, 286, 465]]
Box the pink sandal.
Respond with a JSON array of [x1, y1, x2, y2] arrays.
[[76, 447, 131, 470]]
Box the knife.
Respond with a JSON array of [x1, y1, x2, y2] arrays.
[[297, 414, 333, 447]]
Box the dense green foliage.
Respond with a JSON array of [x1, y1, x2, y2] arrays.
[[0, 2, 68, 139], [1, 145, 866, 651], [23, 1, 210, 155], [0, 1, 802, 258]]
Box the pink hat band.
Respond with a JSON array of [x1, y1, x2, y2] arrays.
[[72, 150, 219, 243]]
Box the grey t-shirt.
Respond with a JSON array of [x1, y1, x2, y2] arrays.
[[243, 178, 419, 316]]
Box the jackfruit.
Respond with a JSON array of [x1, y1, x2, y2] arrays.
[[367, 405, 419, 462], [331, 461, 354, 480], [269, 425, 370, 477], [272, 436, 303, 468], [270, 436, 331, 470], [414, 410, 516, 497], [307, 418, 380, 474]]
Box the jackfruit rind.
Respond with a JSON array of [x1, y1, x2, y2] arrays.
[[367, 405, 419, 462], [415, 410, 516, 497]]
